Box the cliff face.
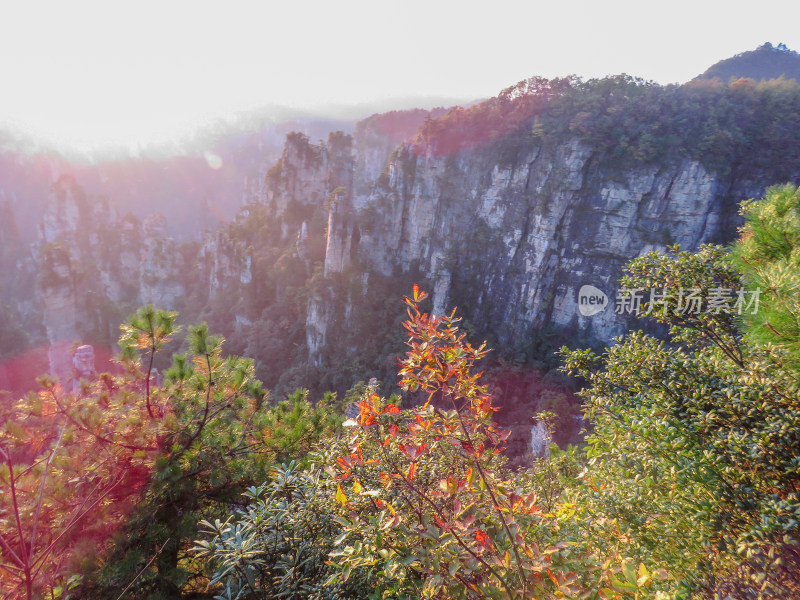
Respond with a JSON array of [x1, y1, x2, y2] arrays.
[[183, 85, 800, 386], [0, 201, 38, 340], [2, 108, 447, 389], [298, 125, 792, 371], [36, 176, 186, 380], [351, 139, 761, 346], [258, 131, 354, 223]]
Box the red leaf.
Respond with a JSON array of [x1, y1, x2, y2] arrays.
[[460, 440, 475, 454], [474, 529, 494, 551]]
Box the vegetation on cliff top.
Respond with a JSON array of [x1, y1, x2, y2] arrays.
[[694, 42, 800, 84], [415, 69, 800, 179]]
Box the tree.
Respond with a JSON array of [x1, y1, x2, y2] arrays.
[[194, 463, 373, 600], [561, 239, 800, 597], [732, 183, 800, 367], [324, 287, 626, 599], [0, 357, 156, 599], [78, 308, 341, 599], [1, 305, 341, 599]]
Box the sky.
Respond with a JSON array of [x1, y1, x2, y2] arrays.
[[2, 0, 799, 154]]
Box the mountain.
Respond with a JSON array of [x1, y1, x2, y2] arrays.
[[0, 106, 451, 390], [289, 74, 800, 371], [6, 50, 800, 454], [694, 42, 800, 83], [107, 71, 798, 410], [161, 72, 800, 454]]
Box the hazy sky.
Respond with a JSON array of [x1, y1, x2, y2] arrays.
[[2, 0, 799, 153]]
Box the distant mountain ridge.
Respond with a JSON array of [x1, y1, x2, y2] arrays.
[[694, 42, 800, 83]]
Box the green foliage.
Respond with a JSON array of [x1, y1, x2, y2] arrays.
[[732, 183, 800, 367], [456, 72, 800, 178], [45, 307, 343, 599], [257, 389, 343, 463], [195, 463, 372, 600], [619, 244, 744, 351], [561, 233, 800, 596]]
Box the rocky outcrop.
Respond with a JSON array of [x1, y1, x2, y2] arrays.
[[530, 421, 551, 459], [324, 193, 359, 276], [200, 231, 245, 295], [352, 109, 445, 203], [259, 132, 354, 225], [356, 140, 752, 344], [299, 128, 777, 365], [305, 300, 330, 367], [42, 286, 79, 382], [10, 98, 799, 394], [36, 177, 186, 379], [139, 214, 185, 308]]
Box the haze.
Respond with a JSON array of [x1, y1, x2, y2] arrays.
[[2, 0, 799, 154]]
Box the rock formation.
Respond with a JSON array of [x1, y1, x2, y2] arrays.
[[530, 421, 551, 459], [36, 175, 186, 379], [6, 83, 800, 399], [297, 131, 773, 368], [71, 344, 95, 394]]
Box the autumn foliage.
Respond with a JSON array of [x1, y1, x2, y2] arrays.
[[326, 286, 610, 599], [1, 305, 341, 599], [0, 371, 156, 598]]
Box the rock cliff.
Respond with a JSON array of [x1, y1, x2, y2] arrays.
[[174, 81, 800, 396], [283, 82, 800, 373], [351, 139, 761, 347], [36, 176, 186, 379]]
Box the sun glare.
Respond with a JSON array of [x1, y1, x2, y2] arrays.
[[2, 1, 798, 156], [2, 92, 227, 157]]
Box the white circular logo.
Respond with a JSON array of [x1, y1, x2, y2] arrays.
[[577, 285, 609, 317]]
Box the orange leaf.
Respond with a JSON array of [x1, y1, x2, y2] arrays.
[[474, 529, 494, 551], [358, 401, 376, 426]]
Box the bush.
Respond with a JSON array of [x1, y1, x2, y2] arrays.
[[195, 463, 372, 600], [561, 240, 800, 597]]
